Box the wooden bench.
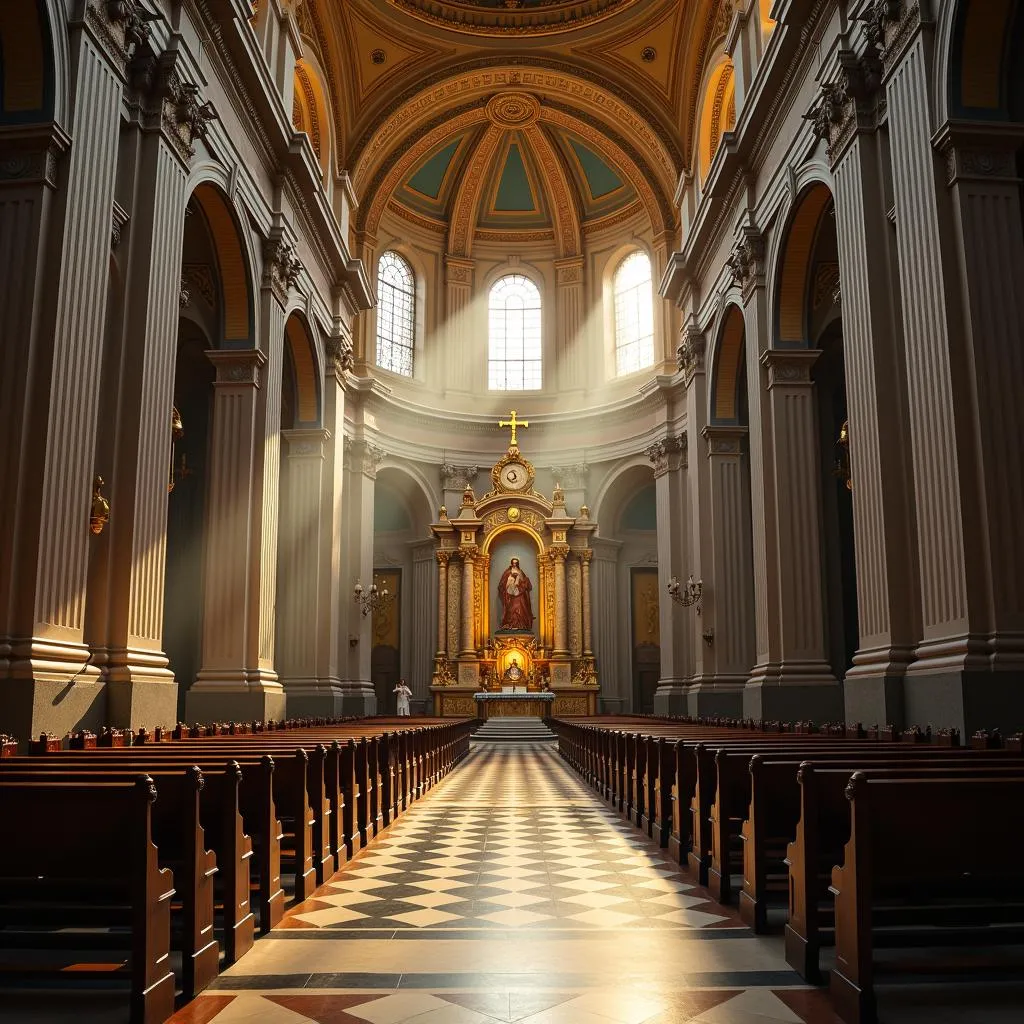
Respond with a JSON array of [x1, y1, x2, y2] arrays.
[[0, 776, 175, 1024], [829, 772, 1024, 1024]]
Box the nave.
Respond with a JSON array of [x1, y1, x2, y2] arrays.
[[170, 731, 840, 1024]]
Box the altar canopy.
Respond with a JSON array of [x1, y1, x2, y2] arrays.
[[430, 425, 599, 717]]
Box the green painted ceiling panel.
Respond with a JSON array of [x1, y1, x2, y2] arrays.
[[494, 144, 536, 211], [569, 139, 623, 199], [408, 138, 461, 199]]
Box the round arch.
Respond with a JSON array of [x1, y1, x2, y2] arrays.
[[0, 0, 57, 123], [283, 313, 322, 426], [188, 182, 256, 346], [292, 53, 334, 184], [709, 303, 747, 424], [773, 182, 834, 347], [943, 0, 1022, 120], [697, 55, 736, 183], [375, 462, 437, 531], [591, 458, 655, 530]]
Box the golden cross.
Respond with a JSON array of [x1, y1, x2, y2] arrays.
[[498, 410, 529, 447]]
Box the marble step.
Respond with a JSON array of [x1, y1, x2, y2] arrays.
[[473, 717, 555, 743]]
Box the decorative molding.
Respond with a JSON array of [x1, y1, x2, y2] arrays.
[[645, 435, 684, 478], [207, 349, 266, 387], [937, 126, 1022, 187], [326, 333, 355, 376], [111, 200, 130, 250], [441, 464, 479, 491], [806, 52, 884, 164], [677, 323, 706, 381], [344, 437, 387, 478], [702, 424, 746, 457], [761, 349, 820, 388], [554, 256, 585, 286], [263, 235, 303, 304], [860, 0, 922, 67], [726, 225, 766, 295], [84, 0, 154, 72], [486, 92, 541, 129], [548, 464, 588, 490]]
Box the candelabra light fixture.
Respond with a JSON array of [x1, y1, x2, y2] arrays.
[[667, 574, 703, 611], [354, 578, 393, 617]]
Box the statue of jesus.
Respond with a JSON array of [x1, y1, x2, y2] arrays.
[[497, 557, 534, 630]]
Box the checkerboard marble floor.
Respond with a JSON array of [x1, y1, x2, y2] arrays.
[[170, 737, 843, 1024]]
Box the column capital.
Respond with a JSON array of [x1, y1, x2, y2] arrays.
[[548, 544, 570, 562], [646, 434, 685, 478], [326, 330, 355, 381], [461, 545, 479, 562], [761, 348, 821, 388], [677, 321, 707, 383], [726, 224, 766, 297], [934, 122, 1024, 187], [206, 348, 266, 387], [263, 233, 303, 305], [554, 255, 585, 285], [861, 0, 928, 71], [436, 549, 453, 566], [81, 0, 154, 74], [343, 436, 386, 478], [444, 255, 475, 285], [282, 427, 330, 458], [547, 463, 589, 490], [0, 123, 70, 190], [441, 464, 479, 491], [807, 50, 885, 166], [579, 548, 593, 565], [702, 424, 748, 457]]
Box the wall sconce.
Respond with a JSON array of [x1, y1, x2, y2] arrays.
[[702, 627, 715, 647], [667, 574, 702, 610], [354, 578, 393, 617], [90, 476, 110, 535]]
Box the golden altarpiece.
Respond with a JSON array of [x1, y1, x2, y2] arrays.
[[430, 422, 599, 718]]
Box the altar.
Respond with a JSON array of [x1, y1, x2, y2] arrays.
[[473, 691, 556, 720], [430, 413, 600, 718]]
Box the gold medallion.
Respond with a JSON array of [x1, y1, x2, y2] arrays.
[[507, 506, 521, 522]]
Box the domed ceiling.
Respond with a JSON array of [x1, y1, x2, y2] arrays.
[[297, 0, 738, 250]]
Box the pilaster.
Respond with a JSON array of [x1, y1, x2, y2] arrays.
[[186, 349, 286, 724], [554, 256, 585, 391], [338, 436, 383, 714], [590, 537, 624, 709], [550, 546, 570, 658], [460, 550, 477, 657], [444, 255, 475, 392], [648, 435, 690, 714], [745, 350, 841, 723], [0, 2, 143, 739], [411, 541, 436, 707], [696, 425, 754, 718]]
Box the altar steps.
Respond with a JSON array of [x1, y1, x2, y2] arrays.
[[473, 718, 556, 744]]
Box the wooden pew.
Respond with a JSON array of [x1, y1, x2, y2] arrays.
[[0, 776, 175, 1024], [829, 772, 1024, 1024], [785, 761, 1024, 986], [0, 765, 220, 999]]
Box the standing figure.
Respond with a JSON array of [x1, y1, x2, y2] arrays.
[[393, 679, 412, 716], [497, 557, 534, 630]]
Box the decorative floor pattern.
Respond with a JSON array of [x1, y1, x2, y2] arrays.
[[171, 736, 842, 1024]]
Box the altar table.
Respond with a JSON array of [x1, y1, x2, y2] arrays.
[[473, 691, 556, 720]]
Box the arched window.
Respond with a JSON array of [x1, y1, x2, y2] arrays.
[[376, 251, 415, 376], [488, 274, 542, 390], [613, 250, 654, 375]]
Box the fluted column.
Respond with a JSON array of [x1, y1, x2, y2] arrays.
[[101, 116, 191, 730], [187, 349, 286, 723], [581, 550, 593, 656], [444, 256, 475, 391], [752, 350, 840, 721], [460, 551, 476, 656], [551, 547, 569, 657], [275, 429, 329, 710], [878, 10, 1016, 731], [436, 552, 450, 656], [339, 437, 382, 714], [555, 257, 585, 391], [827, 93, 920, 728], [411, 542, 436, 705], [591, 537, 623, 709], [648, 435, 689, 714], [0, 6, 136, 739], [700, 426, 755, 716]]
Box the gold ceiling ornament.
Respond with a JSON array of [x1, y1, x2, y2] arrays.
[[486, 92, 541, 130], [384, 0, 642, 37]]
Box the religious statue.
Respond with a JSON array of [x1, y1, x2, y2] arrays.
[[504, 658, 524, 685], [497, 557, 534, 630]]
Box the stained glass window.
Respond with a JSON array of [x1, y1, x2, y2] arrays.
[[376, 251, 415, 376], [488, 274, 542, 390], [614, 250, 655, 376]]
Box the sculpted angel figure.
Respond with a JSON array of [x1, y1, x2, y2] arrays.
[[497, 557, 534, 630]]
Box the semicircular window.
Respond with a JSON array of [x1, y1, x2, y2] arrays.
[[614, 250, 654, 376], [376, 251, 415, 376]]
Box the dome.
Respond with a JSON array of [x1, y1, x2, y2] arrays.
[[385, 0, 641, 36]]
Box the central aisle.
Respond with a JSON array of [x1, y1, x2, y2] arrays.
[[173, 736, 837, 1024]]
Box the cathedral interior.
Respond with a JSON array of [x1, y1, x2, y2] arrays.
[[1, 1, 1023, 1023]]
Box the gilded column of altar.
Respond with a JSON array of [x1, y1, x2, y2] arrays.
[[476, 552, 490, 651], [460, 550, 476, 656], [551, 547, 569, 657], [580, 550, 593, 657], [446, 560, 461, 659], [436, 552, 449, 657], [567, 557, 583, 658]]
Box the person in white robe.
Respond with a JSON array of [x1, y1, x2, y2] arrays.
[[393, 679, 412, 716]]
